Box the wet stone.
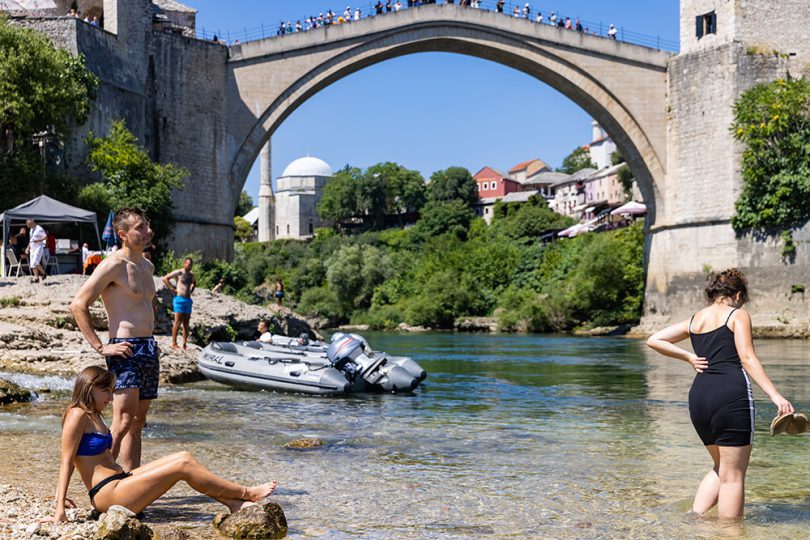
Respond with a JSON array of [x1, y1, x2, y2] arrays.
[[283, 438, 324, 450], [213, 500, 287, 539], [0, 378, 32, 405]]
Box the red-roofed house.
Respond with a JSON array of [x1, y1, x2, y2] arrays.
[[509, 158, 550, 184], [474, 166, 522, 199], [473, 166, 524, 223]]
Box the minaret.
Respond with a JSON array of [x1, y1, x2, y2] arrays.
[[258, 141, 274, 242]]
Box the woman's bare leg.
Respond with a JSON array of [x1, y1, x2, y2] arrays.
[[717, 445, 751, 519], [692, 444, 720, 514], [96, 451, 276, 514]]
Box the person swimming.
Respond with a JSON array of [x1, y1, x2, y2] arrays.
[[53, 366, 277, 522]]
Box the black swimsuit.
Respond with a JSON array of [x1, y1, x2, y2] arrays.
[[688, 308, 755, 446]]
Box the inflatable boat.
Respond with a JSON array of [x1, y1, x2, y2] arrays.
[[198, 333, 427, 395]]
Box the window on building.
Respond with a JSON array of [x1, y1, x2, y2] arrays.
[[309, 222, 314, 234], [286, 224, 290, 234], [485, 208, 490, 214], [275, 225, 279, 235], [696, 11, 716, 39]]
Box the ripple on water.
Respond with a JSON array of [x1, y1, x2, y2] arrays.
[[2, 334, 810, 539]]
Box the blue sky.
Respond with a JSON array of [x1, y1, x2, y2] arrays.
[[182, 1, 679, 206]]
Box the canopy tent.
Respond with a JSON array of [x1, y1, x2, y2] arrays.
[[610, 201, 647, 216], [1, 195, 101, 277]]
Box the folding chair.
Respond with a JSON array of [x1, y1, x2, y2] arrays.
[[45, 250, 61, 275], [6, 249, 30, 277]]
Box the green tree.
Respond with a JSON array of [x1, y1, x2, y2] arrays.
[[730, 78, 810, 257], [426, 166, 478, 207], [81, 120, 187, 247], [557, 146, 596, 174], [325, 244, 393, 313], [413, 200, 475, 240], [366, 162, 426, 216], [235, 191, 254, 217], [318, 166, 362, 226], [0, 16, 98, 207], [234, 216, 253, 242]]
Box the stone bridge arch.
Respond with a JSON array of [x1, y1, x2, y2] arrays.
[[226, 5, 671, 225]]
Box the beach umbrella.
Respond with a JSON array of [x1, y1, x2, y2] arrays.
[[102, 210, 117, 248], [610, 201, 647, 216]]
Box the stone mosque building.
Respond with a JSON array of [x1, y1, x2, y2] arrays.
[[258, 156, 333, 241]]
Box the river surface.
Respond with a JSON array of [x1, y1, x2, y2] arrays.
[[2, 333, 810, 539]]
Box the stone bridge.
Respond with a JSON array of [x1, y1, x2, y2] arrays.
[[226, 5, 671, 237], [17, 0, 810, 329]]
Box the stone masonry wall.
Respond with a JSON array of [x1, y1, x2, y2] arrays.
[[644, 0, 810, 334], [12, 8, 235, 260]]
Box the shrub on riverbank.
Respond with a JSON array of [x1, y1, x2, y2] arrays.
[[179, 211, 644, 333]]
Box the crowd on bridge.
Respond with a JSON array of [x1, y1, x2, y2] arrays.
[[273, 1, 620, 42]]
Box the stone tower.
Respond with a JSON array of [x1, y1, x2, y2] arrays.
[[644, 0, 810, 327]]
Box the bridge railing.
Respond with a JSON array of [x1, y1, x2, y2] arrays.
[[198, 0, 679, 52]]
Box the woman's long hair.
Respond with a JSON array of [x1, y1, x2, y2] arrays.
[[62, 366, 115, 425]]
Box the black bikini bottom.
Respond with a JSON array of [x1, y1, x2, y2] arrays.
[[88, 471, 131, 504]]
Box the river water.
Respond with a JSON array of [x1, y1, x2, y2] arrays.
[[1, 333, 809, 539]]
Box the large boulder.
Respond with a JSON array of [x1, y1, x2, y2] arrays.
[[212, 500, 287, 539], [94, 506, 152, 540], [0, 378, 32, 405]]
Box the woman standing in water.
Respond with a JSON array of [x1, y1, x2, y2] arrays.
[[54, 366, 276, 522], [646, 268, 793, 519]]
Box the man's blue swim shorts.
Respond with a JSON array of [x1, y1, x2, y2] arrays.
[[173, 295, 193, 315], [106, 337, 160, 400]]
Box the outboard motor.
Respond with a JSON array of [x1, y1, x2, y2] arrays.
[[390, 356, 427, 382], [327, 334, 387, 387], [378, 365, 418, 392]]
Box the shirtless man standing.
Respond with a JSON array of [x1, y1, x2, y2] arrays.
[[162, 257, 196, 350], [70, 207, 158, 472]]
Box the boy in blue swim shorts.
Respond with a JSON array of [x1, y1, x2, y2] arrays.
[[162, 257, 197, 350]]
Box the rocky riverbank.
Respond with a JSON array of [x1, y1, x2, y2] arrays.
[[0, 274, 319, 382]]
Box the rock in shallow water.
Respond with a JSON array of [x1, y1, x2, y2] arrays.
[[283, 438, 323, 450], [0, 378, 32, 405], [213, 500, 287, 539]]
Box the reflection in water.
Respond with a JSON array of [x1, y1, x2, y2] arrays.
[[0, 334, 808, 538]]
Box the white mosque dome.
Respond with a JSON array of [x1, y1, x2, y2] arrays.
[[280, 156, 333, 178]]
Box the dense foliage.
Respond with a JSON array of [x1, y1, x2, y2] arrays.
[[235, 191, 254, 217], [80, 120, 187, 247], [557, 146, 596, 174], [0, 16, 98, 208], [177, 166, 644, 332], [318, 162, 426, 229], [731, 78, 810, 256]]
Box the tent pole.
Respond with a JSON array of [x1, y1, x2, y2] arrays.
[[1, 219, 6, 278], [94, 223, 101, 252]]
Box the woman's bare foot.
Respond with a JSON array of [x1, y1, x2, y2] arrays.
[[223, 498, 255, 513], [244, 481, 277, 501]]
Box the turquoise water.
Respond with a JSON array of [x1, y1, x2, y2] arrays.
[[2, 333, 809, 538]]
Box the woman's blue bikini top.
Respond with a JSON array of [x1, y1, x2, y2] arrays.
[[76, 432, 112, 456]]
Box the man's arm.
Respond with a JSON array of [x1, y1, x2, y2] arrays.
[[190, 273, 197, 295], [69, 258, 131, 357], [162, 269, 180, 295]]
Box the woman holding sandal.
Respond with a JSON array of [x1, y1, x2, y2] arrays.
[[646, 268, 793, 519]]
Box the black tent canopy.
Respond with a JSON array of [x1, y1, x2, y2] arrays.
[[1, 195, 101, 276]]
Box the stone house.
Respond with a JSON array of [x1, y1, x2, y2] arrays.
[[551, 167, 596, 219]]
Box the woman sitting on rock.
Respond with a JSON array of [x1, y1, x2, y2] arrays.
[[53, 366, 276, 522]]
